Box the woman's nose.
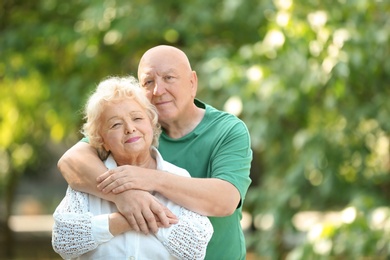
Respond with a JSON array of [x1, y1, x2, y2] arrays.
[[125, 124, 136, 134]]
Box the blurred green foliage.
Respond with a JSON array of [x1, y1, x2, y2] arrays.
[[1, 0, 389, 258]]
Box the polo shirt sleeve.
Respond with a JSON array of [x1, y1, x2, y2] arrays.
[[211, 120, 253, 206]]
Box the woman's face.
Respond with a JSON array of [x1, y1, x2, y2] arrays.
[[99, 98, 154, 164]]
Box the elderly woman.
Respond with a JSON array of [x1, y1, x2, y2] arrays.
[[52, 76, 213, 260]]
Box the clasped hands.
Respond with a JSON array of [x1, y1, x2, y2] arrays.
[[96, 165, 178, 235]]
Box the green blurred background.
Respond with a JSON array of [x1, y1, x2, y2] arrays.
[[1, 0, 389, 259]]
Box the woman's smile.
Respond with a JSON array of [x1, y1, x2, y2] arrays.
[[125, 136, 141, 143]]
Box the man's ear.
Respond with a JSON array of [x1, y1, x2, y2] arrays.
[[190, 71, 198, 97]]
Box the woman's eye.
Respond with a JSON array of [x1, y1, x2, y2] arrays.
[[111, 123, 122, 128]]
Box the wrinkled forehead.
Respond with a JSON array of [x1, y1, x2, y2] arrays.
[[138, 65, 184, 85], [138, 66, 177, 80]]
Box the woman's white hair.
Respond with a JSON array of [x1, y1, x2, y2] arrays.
[[82, 76, 161, 160]]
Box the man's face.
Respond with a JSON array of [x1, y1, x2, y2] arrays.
[[138, 52, 196, 126]]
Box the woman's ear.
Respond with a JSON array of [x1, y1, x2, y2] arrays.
[[99, 136, 109, 151]]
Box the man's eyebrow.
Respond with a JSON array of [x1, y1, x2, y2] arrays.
[[141, 68, 177, 79]]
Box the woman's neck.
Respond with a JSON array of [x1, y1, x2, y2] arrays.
[[115, 151, 157, 169]]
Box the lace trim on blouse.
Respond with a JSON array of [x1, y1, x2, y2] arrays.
[[52, 187, 99, 259], [163, 207, 213, 259]]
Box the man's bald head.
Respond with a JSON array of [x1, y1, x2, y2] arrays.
[[138, 45, 192, 79]]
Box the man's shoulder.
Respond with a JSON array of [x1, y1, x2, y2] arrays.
[[198, 99, 242, 119], [195, 99, 250, 135], [206, 105, 247, 129]]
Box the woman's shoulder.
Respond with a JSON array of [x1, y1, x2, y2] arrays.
[[160, 159, 191, 178], [153, 147, 190, 177]]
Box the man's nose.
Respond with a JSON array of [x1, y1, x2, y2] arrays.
[[153, 79, 166, 96]]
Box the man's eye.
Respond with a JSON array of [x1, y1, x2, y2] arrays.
[[143, 80, 153, 87]]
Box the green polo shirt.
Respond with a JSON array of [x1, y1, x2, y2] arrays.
[[158, 99, 252, 260]]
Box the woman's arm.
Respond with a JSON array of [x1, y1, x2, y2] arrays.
[[155, 206, 213, 260], [52, 186, 131, 259], [151, 163, 213, 259]]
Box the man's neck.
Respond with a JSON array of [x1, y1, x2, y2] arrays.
[[162, 106, 205, 139]]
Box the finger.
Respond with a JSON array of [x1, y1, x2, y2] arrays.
[[156, 221, 165, 228], [133, 212, 150, 235], [164, 208, 179, 224], [112, 184, 130, 194], [104, 176, 134, 193], [98, 173, 127, 193], [163, 207, 177, 219], [96, 169, 115, 183], [142, 210, 158, 234], [150, 202, 171, 228], [97, 170, 115, 190], [124, 214, 140, 233], [155, 213, 178, 226], [97, 176, 116, 192]]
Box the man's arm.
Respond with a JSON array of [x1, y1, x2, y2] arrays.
[[58, 142, 106, 195], [97, 122, 252, 217], [98, 167, 240, 217], [57, 142, 176, 234], [154, 174, 240, 216]]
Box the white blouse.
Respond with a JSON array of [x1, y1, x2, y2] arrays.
[[52, 148, 213, 260]]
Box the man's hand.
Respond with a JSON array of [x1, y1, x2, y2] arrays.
[[97, 165, 154, 194], [114, 189, 178, 234]]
